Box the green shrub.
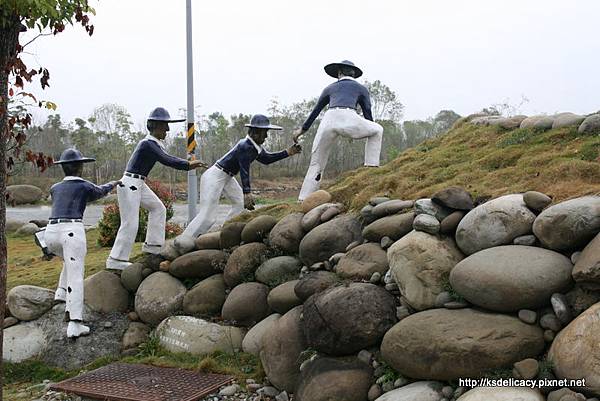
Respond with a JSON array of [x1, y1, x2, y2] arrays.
[[97, 179, 182, 247]]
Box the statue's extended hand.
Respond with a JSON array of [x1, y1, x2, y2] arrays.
[[189, 160, 208, 170]]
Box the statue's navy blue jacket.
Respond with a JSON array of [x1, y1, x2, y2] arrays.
[[302, 77, 374, 131], [50, 177, 115, 219], [216, 137, 289, 193], [126, 135, 189, 177]]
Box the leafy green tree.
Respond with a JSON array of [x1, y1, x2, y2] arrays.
[[0, 1, 94, 392]]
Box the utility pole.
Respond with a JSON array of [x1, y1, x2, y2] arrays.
[[186, 0, 197, 223]]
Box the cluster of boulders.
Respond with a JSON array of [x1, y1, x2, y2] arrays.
[[4, 185, 600, 401], [468, 111, 600, 134]]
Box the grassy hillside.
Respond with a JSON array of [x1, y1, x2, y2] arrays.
[[328, 122, 599, 209]]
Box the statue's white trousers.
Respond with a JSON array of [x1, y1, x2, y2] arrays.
[[182, 165, 244, 238], [109, 175, 166, 263], [298, 108, 383, 201], [45, 222, 87, 321]]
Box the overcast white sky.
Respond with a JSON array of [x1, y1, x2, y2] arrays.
[[20, 0, 600, 130]]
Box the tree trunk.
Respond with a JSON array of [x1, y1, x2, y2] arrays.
[[0, 14, 22, 399]]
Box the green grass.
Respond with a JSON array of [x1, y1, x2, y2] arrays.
[[326, 124, 600, 210], [7, 229, 142, 291]]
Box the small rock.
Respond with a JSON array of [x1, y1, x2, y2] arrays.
[[128, 312, 139, 321], [382, 381, 395, 392], [571, 251, 581, 264], [524, 191, 552, 212], [544, 330, 556, 342], [358, 350, 373, 365], [514, 358, 539, 379], [396, 306, 410, 321], [368, 384, 383, 400], [3, 317, 18, 328], [247, 383, 261, 392], [454, 386, 467, 399], [413, 213, 441, 234], [444, 300, 469, 309], [159, 261, 170, 272], [383, 270, 394, 284], [370, 272, 382, 284], [385, 283, 399, 292], [346, 241, 362, 252], [540, 314, 562, 332], [513, 235, 537, 246], [551, 293, 573, 325], [259, 386, 280, 397], [103, 321, 113, 329], [301, 266, 309, 274], [329, 253, 345, 265], [442, 386, 454, 398], [372, 360, 380, 369], [275, 391, 290, 401], [518, 309, 537, 324], [380, 236, 395, 249], [435, 292, 453, 308], [393, 377, 408, 387], [219, 384, 240, 396], [310, 262, 325, 271]]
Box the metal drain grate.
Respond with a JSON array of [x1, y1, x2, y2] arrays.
[[49, 363, 234, 401]]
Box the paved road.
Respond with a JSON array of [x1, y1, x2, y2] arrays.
[[6, 203, 235, 229]]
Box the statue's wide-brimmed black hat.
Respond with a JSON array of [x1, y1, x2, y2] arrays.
[[245, 114, 282, 130], [147, 107, 185, 123], [53, 148, 95, 164], [324, 60, 363, 79]]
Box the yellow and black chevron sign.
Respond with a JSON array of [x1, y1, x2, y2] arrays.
[[187, 122, 196, 159]]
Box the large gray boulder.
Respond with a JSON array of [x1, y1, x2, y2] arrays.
[[169, 249, 228, 279], [120, 262, 144, 292], [295, 357, 373, 401], [388, 231, 464, 311], [194, 231, 221, 250], [223, 242, 268, 287], [241, 215, 278, 243], [301, 203, 337, 232], [456, 194, 536, 255], [299, 215, 362, 267], [255, 256, 303, 287], [267, 280, 302, 314], [362, 213, 414, 242], [336, 243, 388, 280], [381, 308, 544, 381], [294, 271, 341, 302], [374, 381, 444, 401], [6, 184, 43, 205], [3, 303, 128, 369], [520, 115, 554, 130], [221, 282, 271, 326], [533, 196, 600, 251], [260, 306, 306, 392], [268, 213, 305, 254], [135, 272, 186, 325], [241, 313, 280, 356], [552, 112, 586, 129], [302, 283, 396, 355], [7, 285, 55, 321], [372, 200, 414, 218], [182, 274, 227, 315], [548, 302, 600, 396], [456, 387, 545, 401], [450, 246, 573, 312], [84, 271, 129, 313], [432, 187, 474, 210], [578, 114, 600, 135], [572, 233, 600, 285], [156, 316, 244, 355], [220, 222, 246, 249]]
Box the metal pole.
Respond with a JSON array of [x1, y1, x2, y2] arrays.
[[186, 0, 197, 223]]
